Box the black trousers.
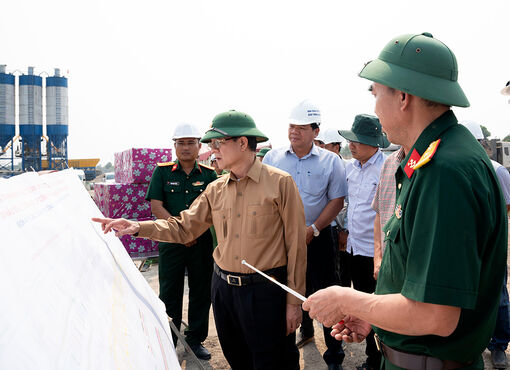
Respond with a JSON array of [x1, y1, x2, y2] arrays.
[[339, 250, 381, 367], [301, 225, 345, 365], [211, 266, 299, 370], [330, 224, 342, 285], [158, 230, 213, 346]]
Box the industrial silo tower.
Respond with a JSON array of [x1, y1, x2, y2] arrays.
[[19, 66, 43, 171], [0, 65, 15, 172], [46, 68, 68, 169]]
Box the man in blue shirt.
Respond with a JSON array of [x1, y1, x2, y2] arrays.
[[263, 99, 347, 370], [338, 114, 388, 370]]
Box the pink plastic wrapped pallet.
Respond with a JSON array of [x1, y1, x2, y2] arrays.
[[119, 233, 158, 258], [93, 182, 151, 219], [114, 148, 172, 184]]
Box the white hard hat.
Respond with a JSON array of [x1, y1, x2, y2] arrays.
[[501, 81, 510, 96], [321, 128, 344, 145], [210, 154, 216, 162], [315, 131, 325, 143], [289, 99, 321, 125], [460, 120, 484, 140], [172, 123, 202, 140]]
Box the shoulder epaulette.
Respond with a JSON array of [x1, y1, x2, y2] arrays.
[[413, 139, 441, 170], [403, 139, 441, 178], [199, 163, 215, 171], [157, 161, 175, 167]]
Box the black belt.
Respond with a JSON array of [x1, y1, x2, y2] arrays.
[[214, 264, 285, 287], [375, 334, 472, 370]]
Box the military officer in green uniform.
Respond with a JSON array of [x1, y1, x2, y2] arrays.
[[303, 33, 508, 369], [146, 122, 217, 360]]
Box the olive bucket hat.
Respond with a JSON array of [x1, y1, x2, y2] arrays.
[[359, 32, 470, 108], [200, 110, 269, 143], [338, 114, 390, 148]]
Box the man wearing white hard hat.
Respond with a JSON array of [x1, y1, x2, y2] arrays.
[[210, 153, 227, 176], [321, 128, 345, 157], [314, 130, 326, 148], [263, 100, 347, 370], [461, 120, 510, 369], [145, 123, 218, 360]]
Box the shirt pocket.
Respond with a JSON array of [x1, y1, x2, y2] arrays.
[[247, 205, 276, 239], [213, 208, 231, 241], [382, 220, 406, 284], [164, 183, 182, 194], [359, 181, 378, 201], [301, 170, 328, 196], [191, 182, 206, 194]]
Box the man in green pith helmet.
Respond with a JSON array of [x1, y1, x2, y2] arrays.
[[93, 110, 306, 370], [256, 147, 271, 161], [303, 32, 508, 369], [145, 122, 217, 360]]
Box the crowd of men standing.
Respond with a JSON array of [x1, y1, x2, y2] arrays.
[[94, 32, 510, 370]]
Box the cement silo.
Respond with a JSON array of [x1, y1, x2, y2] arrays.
[[0, 65, 15, 150], [46, 68, 68, 169], [19, 66, 43, 171]]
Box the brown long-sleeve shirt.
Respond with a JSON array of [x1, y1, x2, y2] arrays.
[[137, 159, 307, 305]]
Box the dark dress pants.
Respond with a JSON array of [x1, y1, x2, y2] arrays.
[[300, 225, 345, 365], [211, 267, 299, 370], [158, 230, 214, 346], [340, 250, 381, 368]]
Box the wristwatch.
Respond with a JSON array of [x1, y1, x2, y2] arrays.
[[311, 223, 320, 237]]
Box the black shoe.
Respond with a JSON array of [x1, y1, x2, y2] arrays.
[[328, 364, 342, 370], [491, 350, 507, 369], [189, 344, 211, 360], [296, 333, 314, 348]]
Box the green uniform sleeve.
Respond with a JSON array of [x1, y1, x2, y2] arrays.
[[401, 164, 481, 309], [145, 166, 165, 202]]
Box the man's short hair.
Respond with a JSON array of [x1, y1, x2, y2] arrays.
[[311, 123, 319, 130], [420, 97, 451, 109], [232, 136, 258, 152], [385, 86, 451, 109]]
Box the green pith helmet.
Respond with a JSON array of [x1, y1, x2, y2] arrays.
[[359, 32, 470, 107], [338, 114, 390, 148], [200, 110, 269, 143], [256, 147, 271, 157]]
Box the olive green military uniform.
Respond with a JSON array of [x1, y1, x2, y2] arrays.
[[374, 111, 508, 369], [146, 160, 217, 346]]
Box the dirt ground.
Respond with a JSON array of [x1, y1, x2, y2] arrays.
[[140, 218, 510, 369]]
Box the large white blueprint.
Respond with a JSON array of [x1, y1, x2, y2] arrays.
[[0, 170, 179, 369]]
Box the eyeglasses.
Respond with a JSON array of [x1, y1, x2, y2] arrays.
[[208, 137, 236, 149]]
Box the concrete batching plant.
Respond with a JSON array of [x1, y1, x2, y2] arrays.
[[0, 65, 69, 176]]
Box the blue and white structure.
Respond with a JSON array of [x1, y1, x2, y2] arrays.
[[0, 65, 15, 150], [0, 65, 16, 173], [46, 68, 68, 169], [19, 66, 43, 171]]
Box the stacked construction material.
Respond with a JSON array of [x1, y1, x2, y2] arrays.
[[93, 182, 151, 219], [114, 148, 172, 183], [94, 148, 172, 258]]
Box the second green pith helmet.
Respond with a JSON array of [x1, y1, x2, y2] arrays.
[[359, 32, 470, 107], [200, 110, 269, 143]]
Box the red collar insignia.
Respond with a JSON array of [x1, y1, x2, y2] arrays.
[[404, 149, 421, 178]]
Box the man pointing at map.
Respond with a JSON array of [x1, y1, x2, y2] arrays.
[[93, 109, 307, 370]]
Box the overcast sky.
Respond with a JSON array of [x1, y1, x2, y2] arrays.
[[2, 0, 509, 164]]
